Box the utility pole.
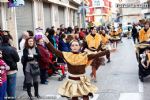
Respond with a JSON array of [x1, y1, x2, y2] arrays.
[[81, 0, 86, 28]]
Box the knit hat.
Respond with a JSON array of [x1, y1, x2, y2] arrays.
[[34, 34, 43, 41]]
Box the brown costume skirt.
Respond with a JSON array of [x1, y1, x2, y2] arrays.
[[110, 36, 121, 43], [90, 57, 105, 70], [58, 74, 97, 98]]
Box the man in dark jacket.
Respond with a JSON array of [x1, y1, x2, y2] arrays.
[[132, 25, 138, 43], [0, 35, 20, 100]]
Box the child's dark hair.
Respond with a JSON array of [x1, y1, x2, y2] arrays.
[[27, 30, 34, 37], [70, 39, 81, 46]]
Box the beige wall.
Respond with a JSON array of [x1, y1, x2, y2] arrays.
[[33, 0, 44, 31], [7, 8, 18, 48], [0, 0, 80, 49]]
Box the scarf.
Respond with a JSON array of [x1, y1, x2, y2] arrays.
[[62, 52, 88, 65], [28, 47, 37, 56]]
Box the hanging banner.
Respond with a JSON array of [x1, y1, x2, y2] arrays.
[[0, 0, 8, 2], [8, 0, 24, 7], [8, 0, 17, 7], [16, 0, 24, 6]]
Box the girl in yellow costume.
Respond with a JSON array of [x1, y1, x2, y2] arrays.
[[117, 27, 123, 43], [82, 27, 109, 83], [44, 37, 109, 100], [100, 30, 111, 45], [99, 30, 111, 63], [139, 21, 150, 43], [110, 29, 120, 48]]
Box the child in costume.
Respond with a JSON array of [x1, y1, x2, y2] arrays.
[[140, 49, 150, 69], [0, 50, 10, 100], [110, 29, 120, 49], [99, 30, 111, 63], [83, 27, 108, 82], [44, 36, 109, 100]]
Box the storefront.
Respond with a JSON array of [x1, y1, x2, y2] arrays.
[[145, 13, 150, 19], [58, 6, 65, 26], [15, 0, 34, 38], [43, 2, 51, 29]]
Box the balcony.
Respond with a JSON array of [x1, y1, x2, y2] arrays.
[[140, 0, 149, 3], [142, 9, 150, 13], [69, 0, 81, 5]]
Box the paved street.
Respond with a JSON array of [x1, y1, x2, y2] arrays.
[[16, 38, 150, 100]]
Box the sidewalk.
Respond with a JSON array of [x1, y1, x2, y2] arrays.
[[16, 51, 66, 100]]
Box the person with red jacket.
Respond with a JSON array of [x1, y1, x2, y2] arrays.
[[79, 28, 86, 40], [36, 37, 50, 84], [0, 50, 10, 100]]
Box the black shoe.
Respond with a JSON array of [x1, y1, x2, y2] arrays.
[[29, 96, 34, 100], [107, 59, 111, 63], [139, 76, 144, 82], [35, 94, 41, 98], [58, 77, 63, 81], [34, 82, 40, 98], [23, 87, 27, 91], [26, 83, 33, 100], [40, 82, 48, 85], [62, 74, 66, 78]]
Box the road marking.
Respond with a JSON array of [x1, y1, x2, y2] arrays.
[[119, 93, 142, 100], [45, 94, 99, 100], [90, 94, 99, 100], [138, 80, 144, 93], [45, 95, 60, 99], [130, 40, 144, 93]]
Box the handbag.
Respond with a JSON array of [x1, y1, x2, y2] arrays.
[[29, 61, 40, 76]]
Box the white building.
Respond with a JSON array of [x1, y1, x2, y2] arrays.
[[119, 0, 142, 25], [0, 0, 81, 49], [140, 0, 150, 19], [110, 0, 120, 22]]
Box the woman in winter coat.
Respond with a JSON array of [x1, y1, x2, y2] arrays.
[[23, 37, 41, 100], [36, 37, 50, 84]]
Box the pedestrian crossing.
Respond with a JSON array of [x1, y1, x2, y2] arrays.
[[45, 94, 99, 100], [119, 93, 142, 100], [90, 94, 99, 100], [44, 93, 142, 100]]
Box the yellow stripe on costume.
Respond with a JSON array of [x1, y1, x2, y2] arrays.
[[62, 52, 88, 66], [86, 33, 102, 49], [139, 28, 150, 42], [101, 34, 110, 45]]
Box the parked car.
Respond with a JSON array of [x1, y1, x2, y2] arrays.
[[122, 25, 132, 37]]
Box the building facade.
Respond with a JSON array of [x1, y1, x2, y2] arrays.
[[140, 0, 150, 19], [85, 0, 112, 26], [0, 0, 81, 49], [119, 0, 142, 25]]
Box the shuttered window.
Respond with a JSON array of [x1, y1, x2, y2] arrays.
[[16, 0, 33, 38], [58, 6, 65, 26], [43, 3, 51, 29]]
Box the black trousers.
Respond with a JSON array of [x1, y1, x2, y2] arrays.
[[22, 63, 26, 88], [40, 69, 47, 83]]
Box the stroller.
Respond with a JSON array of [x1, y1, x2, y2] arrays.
[[47, 52, 66, 81], [136, 42, 150, 82]]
